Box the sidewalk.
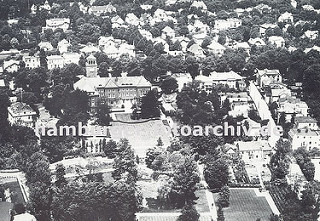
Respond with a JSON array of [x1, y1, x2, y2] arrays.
[[198, 163, 217, 221]]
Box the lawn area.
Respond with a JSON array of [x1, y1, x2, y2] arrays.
[[223, 188, 273, 221], [109, 120, 172, 157]]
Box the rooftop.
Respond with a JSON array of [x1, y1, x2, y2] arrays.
[[236, 140, 272, 152], [295, 116, 317, 124], [8, 102, 36, 115]]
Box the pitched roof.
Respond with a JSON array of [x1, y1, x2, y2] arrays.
[[8, 102, 36, 115], [237, 140, 271, 152], [74, 76, 151, 93]]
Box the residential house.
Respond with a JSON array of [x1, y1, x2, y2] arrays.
[[278, 96, 309, 122], [294, 116, 318, 130], [23, 55, 40, 69], [118, 43, 135, 57], [192, 33, 207, 45], [255, 69, 282, 88], [207, 41, 226, 56], [188, 20, 210, 34], [190, 1, 208, 11], [3, 60, 19, 73], [304, 45, 320, 54], [195, 71, 244, 92], [0, 79, 6, 88], [153, 38, 170, 53], [88, 4, 116, 16], [259, 23, 278, 37], [187, 43, 205, 58], [47, 55, 65, 70], [248, 38, 266, 47], [40, 0, 51, 11], [80, 44, 100, 54], [74, 74, 152, 109], [268, 36, 285, 48], [139, 29, 153, 40], [38, 41, 53, 51], [254, 3, 272, 13], [62, 52, 81, 65], [8, 102, 37, 128], [214, 18, 242, 31], [171, 72, 193, 91], [153, 9, 169, 22], [125, 13, 140, 26], [161, 26, 175, 39], [111, 15, 125, 29], [302, 30, 318, 40], [141, 5, 153, 10], [234, 42, 251, 55], [226, 92, 251, 118], [42, 18, 70, 32], [264, 83, 291, 104], [57, 39, 71, 54], [288, 128, 320, 150], [236, 140, 272, 162], [278, 12, 294, 23], [168, 50, 184, 57]]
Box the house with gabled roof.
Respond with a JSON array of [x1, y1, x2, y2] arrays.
[[88, 3, 116, 16], [278, 12, 294, 23], [125, 13, 140, 26], [42, 18, 70, 32], [190, 1, 207, 11], [111, 15, 125, 29], [57, 39, 71, 54], [161, 26, 175, 39], [3, 60, 19, 73], [8, 102, 37, 128], [255, 69, 282, 88], [268, 36, 285, 48], [187, 43, 205, 58], [207, 41, 226, 56]]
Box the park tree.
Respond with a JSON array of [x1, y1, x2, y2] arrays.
[[294, 147, 315, 181], [169, 156, 200, 206], [0, 89, 10, 144], [204, 158, 229, 191], [59, 89, 90, 126], [270, 138, 291, 181], [160, 76, 178, 94], [218, 185, 230, 207], [55, 164, 67, 188], [140, 89, 160, 119], [177, 204, 200, 221], [95, 102, 112, 126], [52, 180, 141, 221], [103, 139, 118, 158], [112, 139, 138, 182]]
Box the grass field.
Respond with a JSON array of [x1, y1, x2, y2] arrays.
[[223, 188, 273, 221], [109, 120, 172, 157]]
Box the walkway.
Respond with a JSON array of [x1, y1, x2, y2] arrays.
[[197, 163, 217, 221]]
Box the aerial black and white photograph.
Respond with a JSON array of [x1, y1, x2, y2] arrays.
[[1, 0, 320, 220]]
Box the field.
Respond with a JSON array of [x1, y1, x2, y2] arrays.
[[223, 189, 273, 221], [109, 120, 172, 157]]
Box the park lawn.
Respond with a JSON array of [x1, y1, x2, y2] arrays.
[[223, 188, 273, 221], [109, 120, 171, 157]]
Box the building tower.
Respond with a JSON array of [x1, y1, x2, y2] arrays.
[[86, 54, 98, 78]]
